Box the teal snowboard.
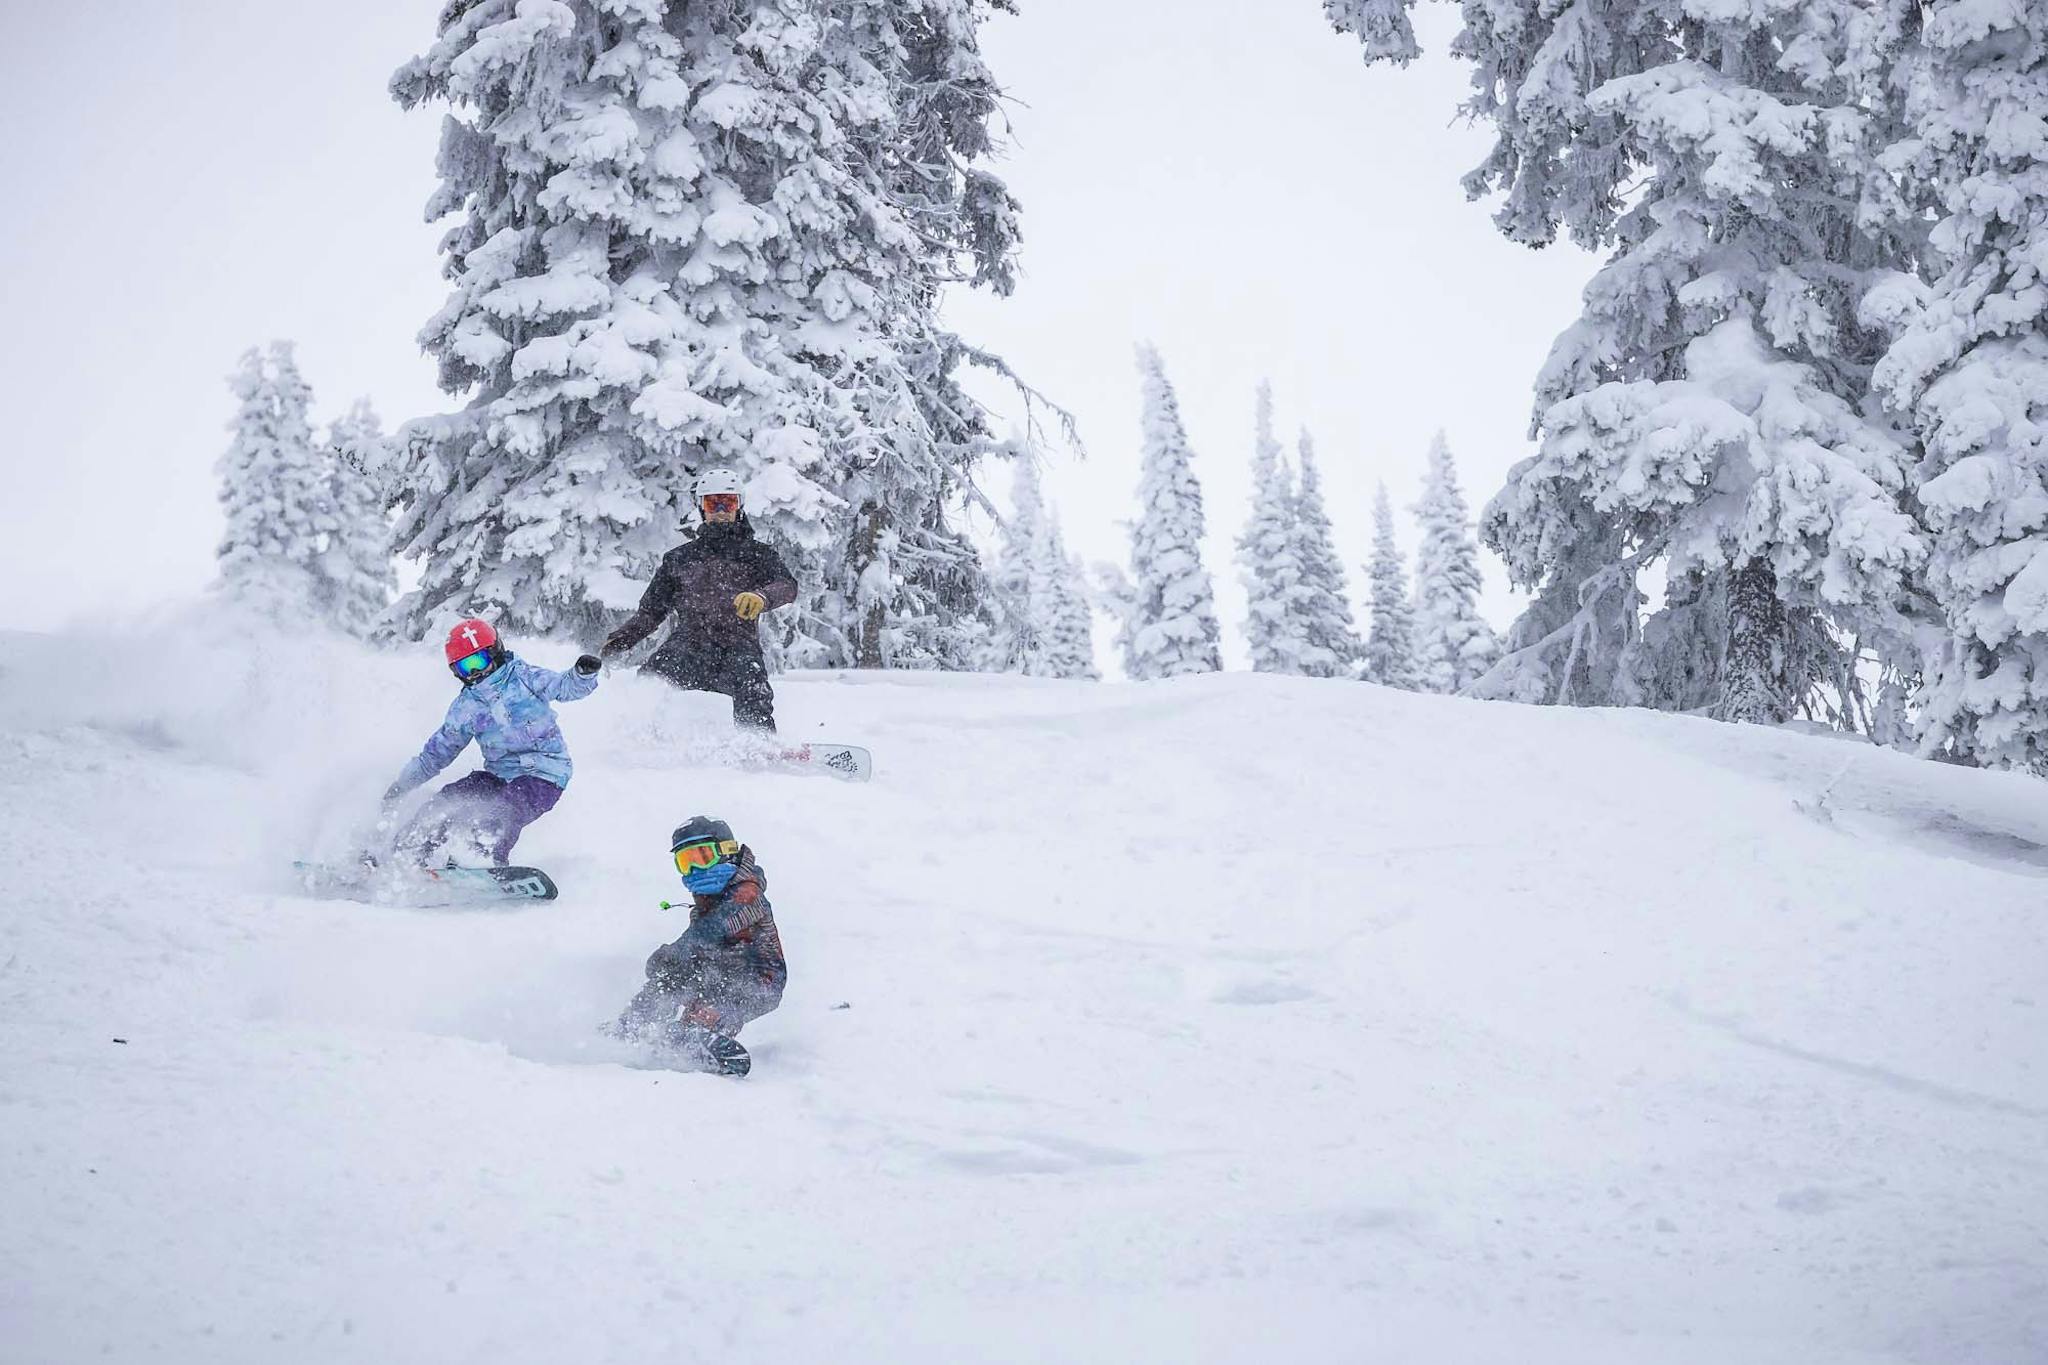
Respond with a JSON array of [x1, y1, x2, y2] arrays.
[[292, 860, 558, 906]]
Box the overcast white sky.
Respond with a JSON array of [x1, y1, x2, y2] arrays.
[[0, 0, 1596, 643]]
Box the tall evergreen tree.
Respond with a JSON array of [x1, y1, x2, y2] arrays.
[[216, 342, 333, 619], [1237, 383, 1314, 673], [1363, 483, 1420, 689], [1121, 344, 1223, 679], [990, 455, 1050, 673], [323, 399, 398, 638], [1325, 0, 1927, 725], [988, 454, 1093, 679], [1034, 524, 1098, 681], [1872, 2, 2048, 768], [1410, 432, 1499, 693], [1288, 430, 1363, 678], [390, 0, 1029, 664]]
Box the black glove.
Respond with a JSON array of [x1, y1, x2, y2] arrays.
[[381, 782, 405, 805], [575, 654, 602, 676]]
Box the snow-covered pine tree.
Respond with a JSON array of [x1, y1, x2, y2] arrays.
[[390, 0, 1030, 664], [988, 454, 1050, 673], [1121, 344, 1223, 679], [1289, 430, 1363, 678], [1363, 482, 1420, 689], [1870, 2, 2048, 768], [1323, 0, 1419, 66], [322, 398, 398, 638], [1410, 432, 1499, 693], [1034, 525, 1099, 681], [1325, 0, 1927, 725], [215, 342, 334, 619], [1237, 383, 1314, 673], [989, 454, 1097, 679]]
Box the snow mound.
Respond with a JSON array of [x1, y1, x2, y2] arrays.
[[2, 622, 2043, 1363]]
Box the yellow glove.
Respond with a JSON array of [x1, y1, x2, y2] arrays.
[[734, 591, 768, 621]]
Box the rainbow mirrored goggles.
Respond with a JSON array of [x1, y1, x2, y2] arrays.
[[451, 647, 497, 679], [674, 838, 739, 873]]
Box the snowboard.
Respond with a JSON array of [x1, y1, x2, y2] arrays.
[[759, 741, 872, 783], [666, 1025, 751, 1077], [292, 860, 559, 906], [609, 1018, 752, 1077]]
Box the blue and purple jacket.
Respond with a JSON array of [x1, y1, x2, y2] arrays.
[[390, 655, 598, 795]]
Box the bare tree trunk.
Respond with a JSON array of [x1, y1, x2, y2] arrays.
[[1716, 556, 1790, 725], [852, 502, 886, 669]]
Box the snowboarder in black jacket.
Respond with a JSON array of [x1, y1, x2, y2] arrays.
[[613, 816, 787, 1076], [601, 468, 798, 731]]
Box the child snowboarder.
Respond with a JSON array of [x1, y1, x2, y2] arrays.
[[381, 618, 602, 868], [613, 816, 787, 1076]]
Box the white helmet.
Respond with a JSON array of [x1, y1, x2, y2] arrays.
[[693, 467, 744, 500]]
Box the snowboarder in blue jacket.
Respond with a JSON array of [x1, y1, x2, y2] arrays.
[[382, 617, 602, 867]]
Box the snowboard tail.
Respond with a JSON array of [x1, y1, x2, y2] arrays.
[[764, 742, 872, 783]]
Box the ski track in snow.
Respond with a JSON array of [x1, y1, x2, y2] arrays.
[[1, 626, 2045, 1363]]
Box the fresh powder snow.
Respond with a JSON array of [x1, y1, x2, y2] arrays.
[[2, 619, 2042, 1362]]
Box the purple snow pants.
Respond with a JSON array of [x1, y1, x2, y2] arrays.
[[397, 771, 563, 867]]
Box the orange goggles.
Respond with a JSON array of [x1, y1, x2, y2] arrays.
[[700, 494, 741, 515], [673, 839, 738, 873]]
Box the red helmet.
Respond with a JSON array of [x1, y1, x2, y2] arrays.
[[443, 618, 499, 664]]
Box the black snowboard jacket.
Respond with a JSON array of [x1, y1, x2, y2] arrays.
[[603, 518, 797, 660]]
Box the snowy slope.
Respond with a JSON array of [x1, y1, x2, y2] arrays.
[[2, 619, 2043, 1364]]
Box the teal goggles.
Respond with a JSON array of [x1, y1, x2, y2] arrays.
[[451, 647, 496, 679]]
